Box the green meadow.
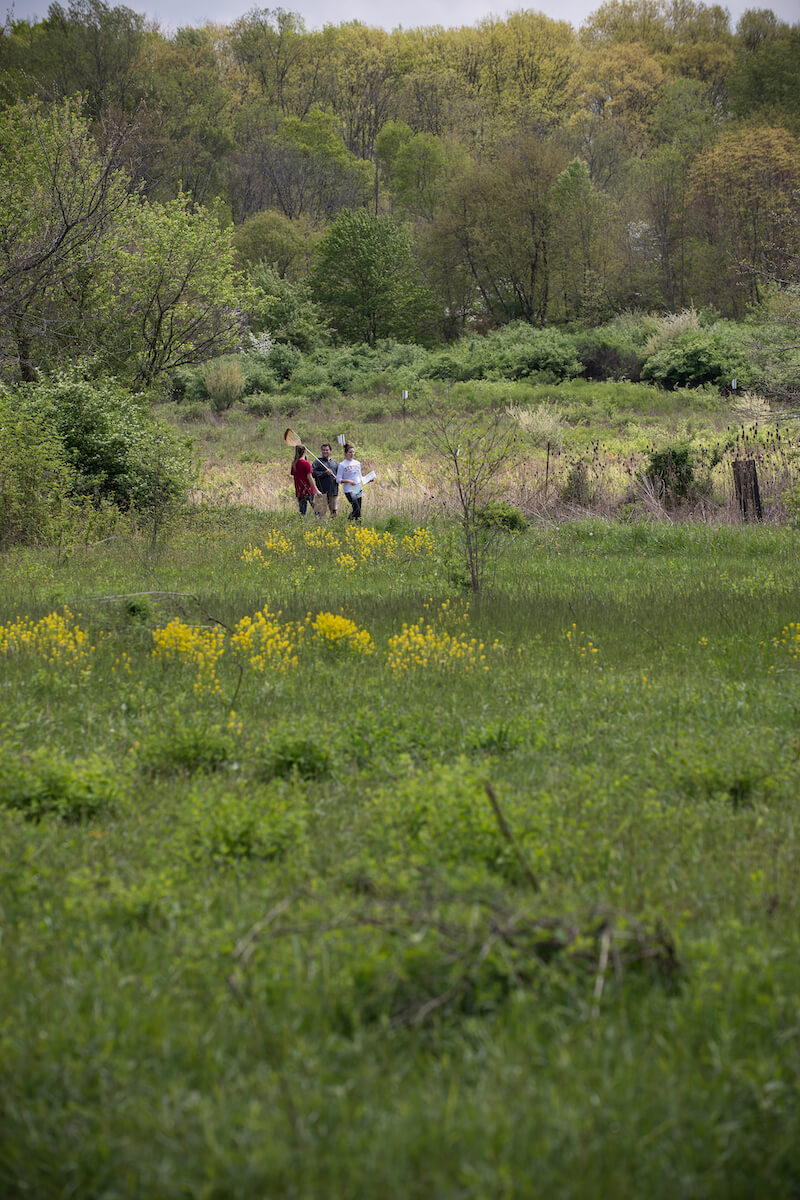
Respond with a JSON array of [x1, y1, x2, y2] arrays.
[[1, 508, 799, 1198]]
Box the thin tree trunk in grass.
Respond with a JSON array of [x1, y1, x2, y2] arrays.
[[733, 459, 763, 522]]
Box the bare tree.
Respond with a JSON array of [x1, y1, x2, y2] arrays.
[[426, 405, 517, 592]]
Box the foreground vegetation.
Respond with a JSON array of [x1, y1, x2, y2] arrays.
[[1, 512, 799, 1196]]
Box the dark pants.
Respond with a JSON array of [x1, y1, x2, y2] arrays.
[[345, 491, 362, 520], [297, 496, 312, 515]]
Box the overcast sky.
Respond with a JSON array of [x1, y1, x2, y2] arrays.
[[6, 0, 800, 35]]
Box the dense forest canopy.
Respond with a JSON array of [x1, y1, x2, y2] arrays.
[[1, 0, 799, 380]]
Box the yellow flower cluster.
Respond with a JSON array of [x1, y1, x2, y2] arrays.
[[241, 529, 293, 566], [565, 623, 600, 662], [401, 527, 435, 557], [152, 619, 225, 694], [231, 605, 301, 674], [387, 620, 486, 673], [773, 621, 800, 661], [0, 607, 93, 668], [345, 525, 397, 561], [304, 527, 338, 550], [311, 612, 374, 655], [242, 524, 434, 574]]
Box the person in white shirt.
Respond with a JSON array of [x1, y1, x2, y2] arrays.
[[335, 442, 364, 521]]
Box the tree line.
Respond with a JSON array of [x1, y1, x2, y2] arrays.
[[1, 0, 799, 382]]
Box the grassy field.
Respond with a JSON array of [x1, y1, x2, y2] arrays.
[[1, 505, 799, 1198], [171, 379, 799, 523]]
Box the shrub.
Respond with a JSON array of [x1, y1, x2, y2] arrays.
[[190, 784, 307, 863], [641, 332, 752, 390], [577, 330, 643, 381], [267, 342, 302, 382], [18, 368, 192, 513], [202, 360, 245, 412], [169, 366, 206, 403], [506, 403, 566, 449], [644, 444, 696, 504], [0, 747, 120, 822], [643, 307, 701, 356], [477, 500, 526, 531], [137, 722, 234, 776], [0, 390, 76, 547], [255, 736, 331, 781], [241, 359, 276, 396], [244, 392, 274, 416]]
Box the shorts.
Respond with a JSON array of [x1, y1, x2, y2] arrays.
[[313, 493, 339, 517]]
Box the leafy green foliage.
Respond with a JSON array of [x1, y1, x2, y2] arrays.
[[136, 721, 234, 777], [642, 331, 753, 389], [0, 389, 76, 547], [18, 369, 192, 512], [0, 747, 120, 822], [477, 499, 526, 531], [423, 324, 581, 382], [311, 211, 435, 346]]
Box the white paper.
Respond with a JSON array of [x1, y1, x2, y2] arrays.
[[362, 471, 376, 484]]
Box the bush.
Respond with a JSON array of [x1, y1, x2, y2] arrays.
[[190, 784, 307, 864], [641, 332, 752, 390], [422, 325, 581, 384], [244, 392, 274, 416], [0, 390, 76, 547], [477, 500, 526, 531], [577, 330, 643, 381], [137, 722, 234, 777], [202, 360, 245, 412], [506, 403, 566, 449], [0, 747, 120, 822], [18, 368, 193, 513], [255, 736, 331, 781], [267, 342, 302, 382], [169, 366, 206, 403], [241, 358, 277, 396], [644, 444, 696, 504]]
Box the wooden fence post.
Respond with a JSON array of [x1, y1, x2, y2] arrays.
[[733, 459, 763, 522]]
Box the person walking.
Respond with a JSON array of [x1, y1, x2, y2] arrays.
[[312, 442, 339, 518], [335, 443, 364, 521], [289, 444, 319, 515]]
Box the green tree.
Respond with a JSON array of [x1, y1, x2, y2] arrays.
[[131, 25, 235, 204], [0, 0, 147, 116], [232, 208, 318, 277], [228, 7, 311, 116], [310, 210, 433, 344], [228, 104, 372, 222], [248, 262, 329, 350], [689, 124, 800, 313], [0, 95, 132, 381], [431, 132, 567, 327], [103, 194, 249, 384]]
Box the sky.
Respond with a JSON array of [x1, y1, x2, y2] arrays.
[[6, 0, 800, 35]]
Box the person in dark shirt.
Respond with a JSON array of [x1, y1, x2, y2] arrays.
[[289, 444, 318, 515], [312, 443, 339, 518]]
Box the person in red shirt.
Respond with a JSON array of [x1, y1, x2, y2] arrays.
[[289, 444, 319, 515]]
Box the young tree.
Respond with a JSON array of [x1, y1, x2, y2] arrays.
[[426, 406, 517, 593], [310, 210, 433, 344]]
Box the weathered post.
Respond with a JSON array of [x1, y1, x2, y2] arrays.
[[733, 459, 763, 522]]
